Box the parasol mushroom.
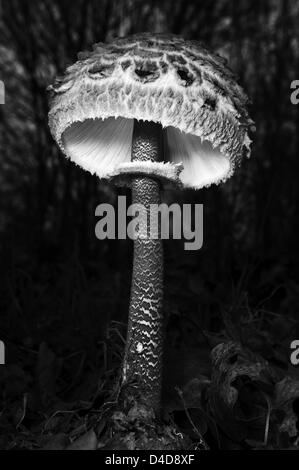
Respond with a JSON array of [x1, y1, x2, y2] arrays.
[[48, 33, 254, 413]]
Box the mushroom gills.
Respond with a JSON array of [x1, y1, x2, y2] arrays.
[[63, 117, 231, 188], [166, 126, 230, 188], [63, 117, 134, 177]]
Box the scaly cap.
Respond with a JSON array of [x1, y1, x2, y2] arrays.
[[48, 33, 254, 189]]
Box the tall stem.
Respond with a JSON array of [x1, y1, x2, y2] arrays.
[[123, 120, 164, 412]]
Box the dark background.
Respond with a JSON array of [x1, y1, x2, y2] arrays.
[[0, 0, 299, 450]]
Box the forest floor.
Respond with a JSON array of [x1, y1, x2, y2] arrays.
[[1, 249, 299, 450]]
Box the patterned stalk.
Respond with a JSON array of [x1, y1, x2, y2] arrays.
[[123, 120, 164, 412]]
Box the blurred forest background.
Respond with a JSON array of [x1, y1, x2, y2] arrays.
[[1, 0, 299, 450]]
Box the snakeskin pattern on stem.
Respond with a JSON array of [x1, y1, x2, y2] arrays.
[[123, 121, 164, 411]]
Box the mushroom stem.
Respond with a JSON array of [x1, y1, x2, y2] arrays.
[[123, 120, 164, 412]]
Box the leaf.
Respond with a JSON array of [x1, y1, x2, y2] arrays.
[[274, 377, 299, 438], [181, 376, 210, 409], [208, 341, 275, 443], [43, 433, 70, 450], [66, 430, 97, 450]]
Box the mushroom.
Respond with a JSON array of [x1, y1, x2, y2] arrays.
[[48, 33, 254, 413]]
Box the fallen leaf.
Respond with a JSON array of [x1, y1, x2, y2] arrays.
[[208, 341, 275, 443], [274, 377, 299, 438], [43, 433, 70, 450], [66, 429, 97, 450]]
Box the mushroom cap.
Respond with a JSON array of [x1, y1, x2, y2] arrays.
[[48, 33, 254, 189]]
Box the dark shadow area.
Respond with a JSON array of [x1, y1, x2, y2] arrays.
[[0, 0, 299, 450]]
